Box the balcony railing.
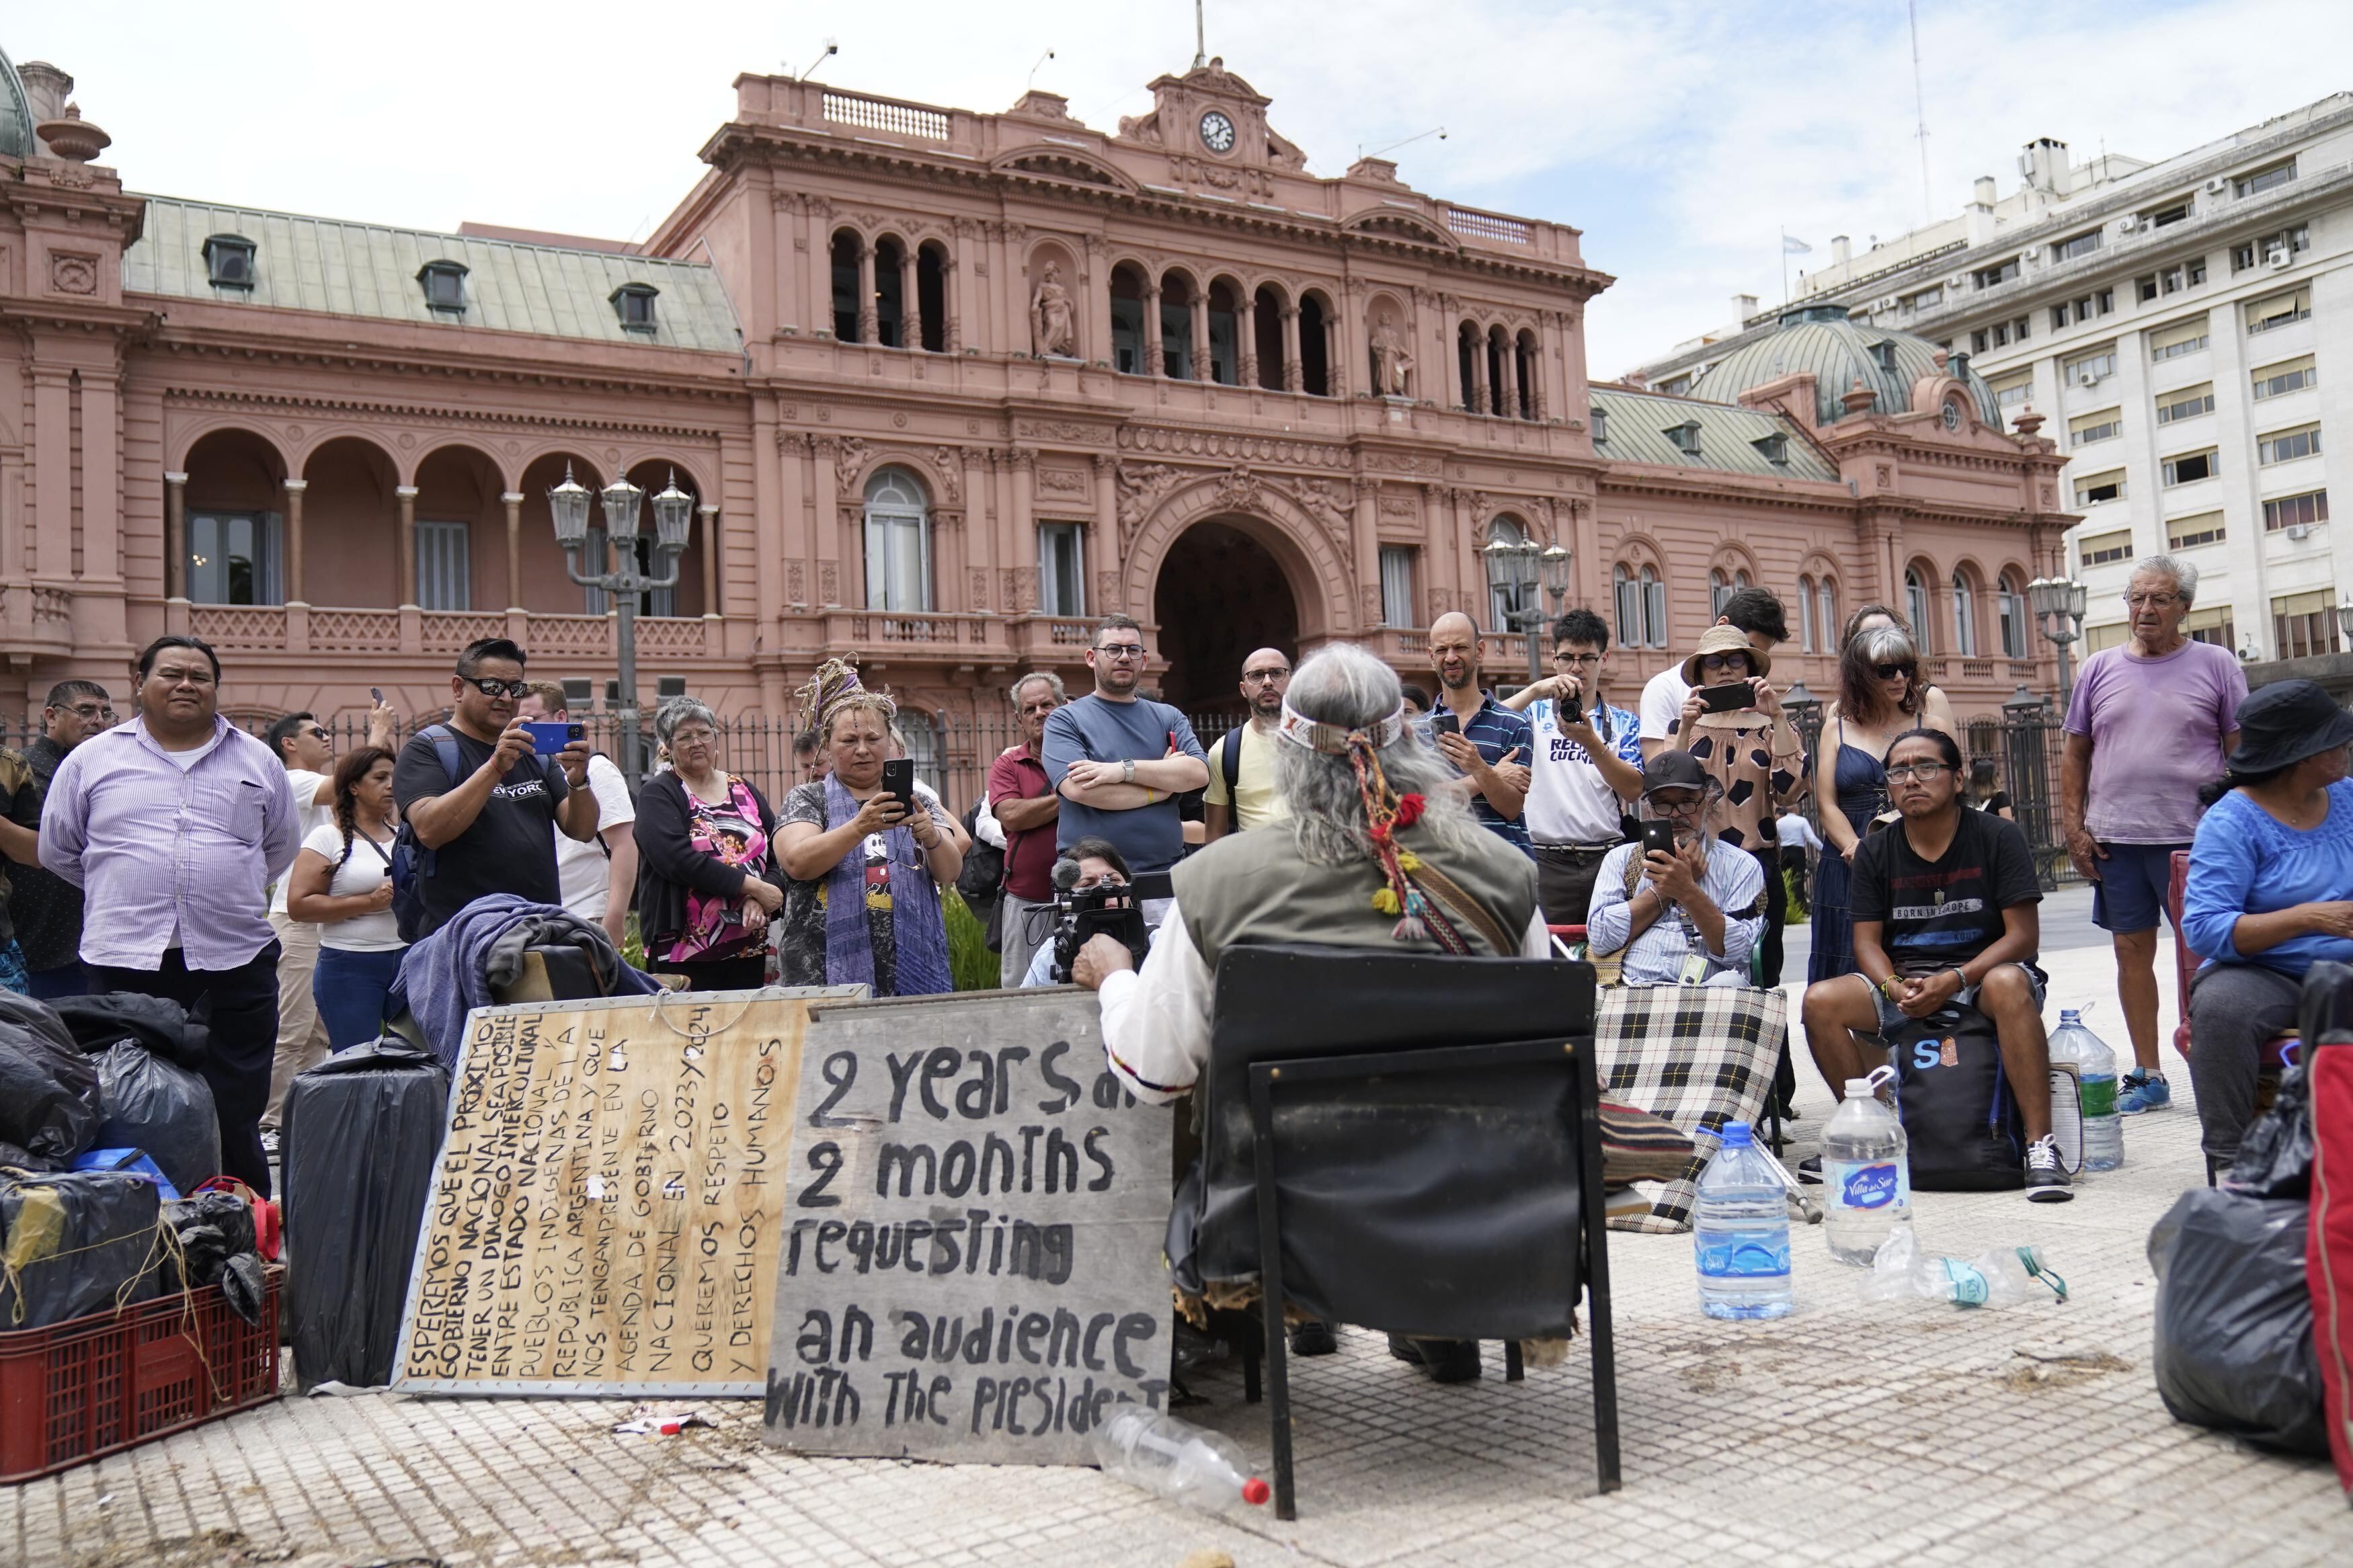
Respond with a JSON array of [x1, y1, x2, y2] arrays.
[[173, 603, 711, 661]]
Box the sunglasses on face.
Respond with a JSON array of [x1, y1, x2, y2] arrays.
[[1700, 654, 1749, 673], [461, 675, 527, 699], [1872, 663, 1917, 681]]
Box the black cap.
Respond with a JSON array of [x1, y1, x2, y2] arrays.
[[1640, 749, 1710, 796], [2226, 679, 2353, 774]]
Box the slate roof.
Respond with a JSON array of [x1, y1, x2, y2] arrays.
[[0, 48, 32, 159], [123, 196, 742, 352], [1589, 386, 1838, 481], [1691, 304, 2001, 428]]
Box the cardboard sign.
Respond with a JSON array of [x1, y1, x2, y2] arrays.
[[393, 988, 860, 1396], [764, 990, 1174, 1464]]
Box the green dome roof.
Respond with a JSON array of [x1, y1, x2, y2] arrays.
[[1691, 304, 2001, 429], [0, 50, 31, 160]]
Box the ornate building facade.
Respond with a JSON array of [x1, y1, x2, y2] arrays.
[[0, 46, 2074, 784]]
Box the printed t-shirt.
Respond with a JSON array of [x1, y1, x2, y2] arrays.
[[1849, 808, 2040, 974], [1521, 696, 1640, 845], [391, 728, 569, 938]]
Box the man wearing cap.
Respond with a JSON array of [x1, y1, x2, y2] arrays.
[[1585, 752, 1765, 986], [2182, 679, 2353, 1169]]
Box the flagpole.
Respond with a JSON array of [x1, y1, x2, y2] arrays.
[[1781, 227, 1790, 309]]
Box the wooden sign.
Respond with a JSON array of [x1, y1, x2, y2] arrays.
[[393, 987, 861, 1396], [764, 990, 1174, 1464]]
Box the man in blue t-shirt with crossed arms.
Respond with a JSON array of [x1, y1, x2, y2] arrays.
[[1041, 614, 1209, 925]]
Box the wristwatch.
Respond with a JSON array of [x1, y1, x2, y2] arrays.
[[1121, 757, 1136, 784]]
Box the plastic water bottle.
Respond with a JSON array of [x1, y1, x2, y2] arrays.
[[2052, 1009, 2122, 1171], [1090, 1406, 1270, 1512], [1820, 1074, 1911, 1267], [1693, 1122, 1794, 1319]]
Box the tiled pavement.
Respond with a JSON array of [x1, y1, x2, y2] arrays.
[[10, 914, 2351, 1567]]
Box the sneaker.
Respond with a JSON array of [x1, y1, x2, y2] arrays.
[[2024, 1134, 2073, 1202], [1289, 1320, 1339, 1357], [1796, 1155, 1823, 1185], [260, 1129, 281, 1157], [2117, 1070, 2172, 1115], [1386, 1334, 1482, 1383]]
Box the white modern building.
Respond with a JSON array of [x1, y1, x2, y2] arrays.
[[1632, 94, 2353, 664]]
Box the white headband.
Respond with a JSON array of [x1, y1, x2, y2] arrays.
[[1275, 700, 1409, 755]]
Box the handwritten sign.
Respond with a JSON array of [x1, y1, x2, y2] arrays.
[[764, 990, 1174, 1464], [393, 988, 860, 1396]]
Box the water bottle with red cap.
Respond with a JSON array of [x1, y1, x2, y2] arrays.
[[1090, 1405, 1271, 1512]]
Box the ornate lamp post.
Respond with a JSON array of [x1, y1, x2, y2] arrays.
[[2027, 575, 2089, 706], [1484, 531, 1571, 686], [549, 465, 694, 782], [2336, 602, 2353, 653]]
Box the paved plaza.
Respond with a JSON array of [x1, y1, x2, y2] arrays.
[[10, 895, 2351, 1568]]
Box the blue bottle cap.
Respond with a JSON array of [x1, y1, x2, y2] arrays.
[[1719, 1121, 1753, 1148], [2059, 1009, 2081, 1024]]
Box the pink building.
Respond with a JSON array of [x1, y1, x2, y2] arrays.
[[0, 47, 2073, 781]]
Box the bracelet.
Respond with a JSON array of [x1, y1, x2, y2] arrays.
[[1144, 788, 1157, 805], [1877, 975, 1903, 1000], [1948, 965, 1970, 992]]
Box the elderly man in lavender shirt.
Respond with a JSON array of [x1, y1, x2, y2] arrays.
[[40, 636, 300, 1196], [2061, 554, 2245, 1116]]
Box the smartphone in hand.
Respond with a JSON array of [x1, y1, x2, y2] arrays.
[[522, 720, 584, 756], [1698, 683, 1757, 714], [1430, 712, 1462, 738], [880, 757, 916, 817], [1641, 820, 1679, 859]]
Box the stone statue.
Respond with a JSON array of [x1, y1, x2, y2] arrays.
[[1031, 263, 1078, 358], [1370, 315, 1414, 398]]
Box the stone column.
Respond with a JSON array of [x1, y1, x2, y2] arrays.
[[501, 491, 524, 609], [942, 258, 963, 354], [699, 503, 720, 617], [1011, 450, 1039, 613], [163, 471, 188, 600], [1236, 293, 1259, 388], [282, 479, 308, 604], [900, 247, 922, 351], [1091, 454, 1121, 614], [1497, 342, 1519, 421], [1190, 291, 1211, 382], [856, 243, 878, 345], [1281, 306, 1302, 393], [395, 485, 419, 607], [1143, 284, 1164, 377], [1469, 332, 1490, 415], [810, 437, 840, 604], [1353, 483, 1381, 630]]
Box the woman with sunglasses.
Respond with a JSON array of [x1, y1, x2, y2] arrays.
[[1671, 623, 1809, 881], [1807, 622, 1958, 987], [1839, 602, 1959, 735]]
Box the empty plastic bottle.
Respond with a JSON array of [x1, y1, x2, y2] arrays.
[[1821, 1068, 1911, 1266], [2051, 1009, 2122, 1171], [1693, 1121, 1794, 1319], [1090, 1405, 1270, 1512]]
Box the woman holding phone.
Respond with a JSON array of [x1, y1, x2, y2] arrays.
[[774, 661, 962, 996], [285, 745, 406, 1046], [1672, 624, 1810, 866], [633, 698, 784, 991]]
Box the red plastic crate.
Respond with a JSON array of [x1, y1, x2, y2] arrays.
[[0, 1266, 281, 1482]]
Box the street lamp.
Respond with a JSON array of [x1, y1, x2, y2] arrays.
[[1482, 529, 1551, 686], [2027, 575, 2089, 706], [2336, 601, 2353, 653], [551, 464, 691, 782]]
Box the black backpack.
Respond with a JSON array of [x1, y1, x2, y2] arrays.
[[1888, 1005, 2025, 1190], [388, 727, 463, 944]]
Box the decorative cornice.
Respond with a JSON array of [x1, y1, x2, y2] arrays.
[[155, 384, 727, 446]]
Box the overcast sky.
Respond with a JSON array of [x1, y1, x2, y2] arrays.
[[17, 1, 2350, 377]]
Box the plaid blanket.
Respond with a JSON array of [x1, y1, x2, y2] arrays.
[[1594, 983, 1789, 1233]]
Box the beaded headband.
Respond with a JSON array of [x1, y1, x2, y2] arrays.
[[1275, 700, 1408, 755]]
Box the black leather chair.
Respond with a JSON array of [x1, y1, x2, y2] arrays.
[[1179, 942, 1616, 1517]]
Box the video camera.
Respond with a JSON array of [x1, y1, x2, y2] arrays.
[[1047, 858, 1152, 985]]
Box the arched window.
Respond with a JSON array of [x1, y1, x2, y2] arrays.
[[1818, 577, 1838, 646], [1950, 571, 1979, 656], [1299, 294, 1331, 396], [1997, 571, 2028, 659], [1514, 329, 1538, 420], [863, 467, 930, 611], [874, 237, 907, 347], [1458, 322, 1481, 413], [1206, 280, 1240, 385], [1710, 568, 1730, 616], [1252, 284, 1285, 390], [1798, 574, 1818, 652], [1109, 263, 1148, 375], [1905, 569, 1933, 654], [1642, 567, 1667, 648], [830, 232, 862, 343], [1613, 564, 1640, 649], [916, 242, 949, 353]]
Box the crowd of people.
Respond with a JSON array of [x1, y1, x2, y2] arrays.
[[1, 546, 2337, 1213]]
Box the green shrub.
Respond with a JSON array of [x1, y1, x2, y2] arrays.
[[1784, 867, 1810, 925], [943, 889, 998, 991]]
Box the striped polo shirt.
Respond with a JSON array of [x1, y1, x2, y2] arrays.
[[1429, 692, 1535, 856]]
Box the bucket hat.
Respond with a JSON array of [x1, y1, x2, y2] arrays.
[[2225, 679, 2353, 773], [1680, 624, 1772, 686]]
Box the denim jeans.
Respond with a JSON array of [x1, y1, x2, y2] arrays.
[[312, 945, 406, 1050]]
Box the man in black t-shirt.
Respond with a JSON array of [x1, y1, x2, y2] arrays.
[[1801, 727, 2070, 1200], [393, 638, 598, 939]]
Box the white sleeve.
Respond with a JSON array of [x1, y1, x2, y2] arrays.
[[1638, 670, 1684, 742], [1097, 903, 1213, 1105], [1519, 910, 1552, 958], [975, 792, 1006, 850], [588, 755, 635, 830], [301, 821, 345, 858]]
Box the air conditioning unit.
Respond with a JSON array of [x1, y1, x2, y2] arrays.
[[2076, 369, 2103, 387], [2286, 522, 2312, 540], [2110, 216, 2140, 236], [2205, 176, 2231, 196], [2268, 248, 2292, 269]]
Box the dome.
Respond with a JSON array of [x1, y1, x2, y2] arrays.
[[1690, 303, 2001, 429], [0, 49, 30, 159]]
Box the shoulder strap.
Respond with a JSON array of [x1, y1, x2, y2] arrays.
[[424, 724, 463, 789], [1409, 862, 1520, 958], [1624, 845, 1645, 899], [1220, 727, 1243, 796]]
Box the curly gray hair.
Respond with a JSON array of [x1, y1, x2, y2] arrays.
[[1275, 643, 1478, 868], [653, 696, 717, 747]]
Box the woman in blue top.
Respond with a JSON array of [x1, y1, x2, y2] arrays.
[[2182, 679, 2353, 1168]]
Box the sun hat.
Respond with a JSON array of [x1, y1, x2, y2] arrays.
[[2224, 679, 2353, 773], [1680, 624, 1772, 686]]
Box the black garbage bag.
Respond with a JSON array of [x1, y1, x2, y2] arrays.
[[0, 998, 102, 1163], [219, 1252, 266, 1327], [93, 1040, 221, 1198], [161, 1190, 257, 1291], [0, 1141, 50, 1173], [2302, 958, 2353, 1046], [2229, 1064, 2315, 1201], [283, 1040, 449, 1389], [51, 993, 209, 1071], [2149, 1188, 2328, 1455], [0, 1169, 164, 1329]]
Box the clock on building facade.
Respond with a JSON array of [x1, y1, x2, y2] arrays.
[[1199, 110, 1235, 153]]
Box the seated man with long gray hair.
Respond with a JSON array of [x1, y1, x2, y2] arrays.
[[1071, 641, 1546, 1382]]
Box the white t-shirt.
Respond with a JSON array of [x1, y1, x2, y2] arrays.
[[1521, 698, 1632, 845], [298, 821, 404, 951], [555, 753, 636, 922], [1638, 667, 1691, 745], [270, 768, 335, 915]]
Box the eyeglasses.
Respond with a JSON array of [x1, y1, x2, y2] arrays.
[[461, 675, 528, 698], [1242, 669, 1287, 685], [669, 727, 716, 746], [2123, 592, 2182, 610], [1553, 651, 1603, 667], [1699, 654, 1750, 673], [1096, 645, 1147, 661], [1885, 761, 1954, 781], [63, 703, 115, 719], [1872, 662, 1917, 681]]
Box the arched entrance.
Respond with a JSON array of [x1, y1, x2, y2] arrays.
[[1152, 518, 1299, 715]]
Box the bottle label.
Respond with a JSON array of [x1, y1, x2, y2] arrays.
[[2080, 1074, 2117, 1118], [1825, 1158, 1909, 1213], [1938, 1260, 1989, 1307], [1696, 1232, 1790, 1280]]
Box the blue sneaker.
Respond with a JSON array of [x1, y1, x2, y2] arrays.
[[2117, 1069, 2172, 1114]]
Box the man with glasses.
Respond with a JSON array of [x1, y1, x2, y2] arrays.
[[1203, 648, 1293, 841], [1503, 608, 1643, 923], [394, 638, 598, 940], [1804, 725, 2069, 1200], [1042, 615, 1209, 922], [260, 698, 397, 1147], [1585, 751, 1763, 986], [40, 636, 300, 1196], [2060, 555, 2245, 1115], [9, 682, 114, 998]]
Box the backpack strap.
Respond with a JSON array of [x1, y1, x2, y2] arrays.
[[1220, 727, 1244, 799], [423, 724, 464, 789]]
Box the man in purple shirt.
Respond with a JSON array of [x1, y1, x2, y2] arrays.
[[40, 636, 300, 1195], [2061, 555, 2245, 1115]]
